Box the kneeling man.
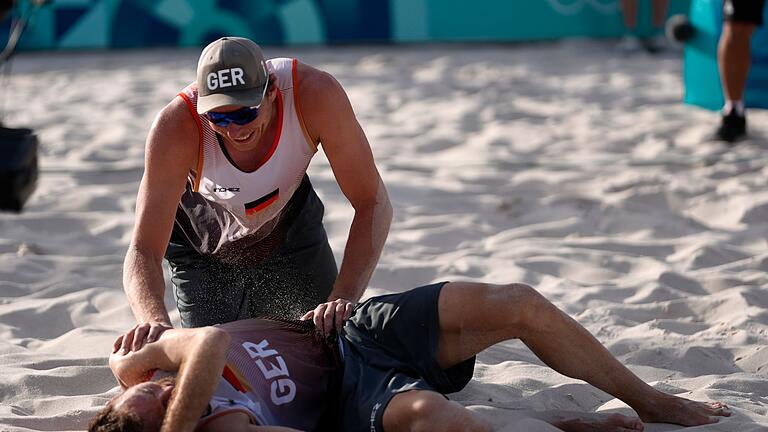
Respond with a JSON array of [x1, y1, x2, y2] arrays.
[[91, 282, 731, 432]]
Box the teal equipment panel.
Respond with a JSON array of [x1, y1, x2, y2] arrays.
[[4, 0, 689, 50]]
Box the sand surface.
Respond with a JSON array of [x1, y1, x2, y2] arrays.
[[0, 41, 766, 431]]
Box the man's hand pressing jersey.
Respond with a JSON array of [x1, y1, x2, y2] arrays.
[[301, 298, 355, 336]]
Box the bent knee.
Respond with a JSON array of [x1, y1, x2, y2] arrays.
[[491, 283, 559, 331], [490, 283, 549, 311], [386, 391, 447, 430], [384, 391, 489, 432]]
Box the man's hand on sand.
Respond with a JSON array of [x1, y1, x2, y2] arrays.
[[301, 298, 355, 336], [112, 322, 173, 354]]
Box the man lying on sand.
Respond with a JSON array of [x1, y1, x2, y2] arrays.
[[90, 281, 731, 432]]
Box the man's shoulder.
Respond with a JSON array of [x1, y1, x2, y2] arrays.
[[142, 95, 200, 171], [151, 96, 199, 140], [294, 61, 341, 100]]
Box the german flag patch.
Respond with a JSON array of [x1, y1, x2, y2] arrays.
[[222, 364, 251, 393], [245, 189, 279, 217]]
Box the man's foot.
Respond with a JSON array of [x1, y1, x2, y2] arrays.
[[714, 110, 747, 143], [545, 411, 644, 432], [640, 36, 668, 54], [617, 36, 643, 55], [636, 393, 731, 426]]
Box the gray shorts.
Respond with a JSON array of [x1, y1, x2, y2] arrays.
[[340, 282, 476, 432], [165, 179, 338, 328]]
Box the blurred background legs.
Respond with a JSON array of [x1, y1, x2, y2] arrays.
[[715, 21, 756, 142], [620, 0, 670, 54]]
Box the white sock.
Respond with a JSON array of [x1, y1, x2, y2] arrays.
[[723, 100, 745, 116]]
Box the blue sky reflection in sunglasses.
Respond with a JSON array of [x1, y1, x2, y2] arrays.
[[205, 106, 260, 127]]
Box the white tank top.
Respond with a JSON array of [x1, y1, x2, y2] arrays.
[[175, 58, 317, 257]]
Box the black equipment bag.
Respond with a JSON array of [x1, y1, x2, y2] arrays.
[[0, 126, 38, 211]]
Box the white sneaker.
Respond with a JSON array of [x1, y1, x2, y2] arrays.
[[641, 35, 669, 54], [617, 35, 643, 54]]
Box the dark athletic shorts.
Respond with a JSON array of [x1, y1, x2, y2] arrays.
[[165, 179, 337, 328], [723, 0, 766, 26], [339, 282, 476, 432]]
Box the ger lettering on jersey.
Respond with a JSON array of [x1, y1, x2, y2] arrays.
[[150, 319, 339, 430]]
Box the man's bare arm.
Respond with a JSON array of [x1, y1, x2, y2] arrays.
[[123, 245, 170, 324], [330, 176, 391, 302], [160, 328, 230, 432], [313, 73, 392, 302], [298, 63, 392, 332], [110, 327, 231, 431], [122, 97, 198, 349]]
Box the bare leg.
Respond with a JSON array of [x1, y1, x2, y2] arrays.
[[469, 406, 562, 431], [383, 390, 492, 432], [536, 411, 644, 432], [383, 390, 642, 432], [472, 405, 644, 432], [652, 0, 669, 29], [621, 0, 638, 31], [499, 418, 562, 432], [718, 21, 756, 102], [435, 282, 731, 427]]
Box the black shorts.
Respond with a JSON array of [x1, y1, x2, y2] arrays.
[[165, 179, 338, 328], [339, 282, 476, 432], [723, 0, 766, 26]]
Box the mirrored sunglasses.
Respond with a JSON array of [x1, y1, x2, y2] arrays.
[[205, 105, 261, 127]]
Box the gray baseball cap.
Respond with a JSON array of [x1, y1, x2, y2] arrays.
[[196, 37, 268, 114]]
